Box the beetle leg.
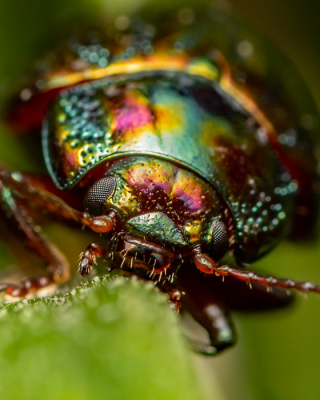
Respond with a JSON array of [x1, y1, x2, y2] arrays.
[[177, 264, 236, 355], [193, 251, 219, 274], [0, 169, 116, 233], [0, 186, 69, 297], [0, 276, 55, 298], [214, 265, 320, 295], [78, 242, 106, 277], [193, 250, 320, 295], [167, 288, 184, 313], [183, 305, 236, 356]]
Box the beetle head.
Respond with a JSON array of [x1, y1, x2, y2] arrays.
[[83, 157, 232, 273]]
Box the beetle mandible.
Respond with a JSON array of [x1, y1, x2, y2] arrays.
[[1, 4, 320, 355]]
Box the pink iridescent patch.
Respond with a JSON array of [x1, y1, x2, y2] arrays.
[[173, 186, 204, 213], [113, 96, 153, 133]]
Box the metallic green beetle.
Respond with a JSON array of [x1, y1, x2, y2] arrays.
[[1, 4, 320, 354]]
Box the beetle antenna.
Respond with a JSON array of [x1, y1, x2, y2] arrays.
[[193, 251, 320, 295]]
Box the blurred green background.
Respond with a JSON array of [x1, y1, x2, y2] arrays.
[[0, 0, 320, 399]]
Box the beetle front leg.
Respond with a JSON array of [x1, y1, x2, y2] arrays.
[[0, 276, 55, 298], [0, 169, 116, 233], [177, 264, 236, 355], [0, 185, 70, 298], [214, 265, 320, 295], [78, 242, 107, 277], [193, 250, 320, 295], [184, 304, 236, 356]]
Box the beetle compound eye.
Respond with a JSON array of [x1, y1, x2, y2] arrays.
[[84, 176, 117, 216], [210, 218, 229, 261]]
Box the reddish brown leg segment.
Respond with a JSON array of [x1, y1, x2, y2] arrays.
[[0, 169, 116, 233], [178, 264, 236, 355], [193, 251, 320, 295], [0, 184, 70, 283], [193, 252, 218, 274], [0, 183, 71, 297], [215, 265, 320, 294], [0, 167, 117, 297], [0, 276, 54, 298], [167, 288, 183, 313], [78, 242, 107, 277]]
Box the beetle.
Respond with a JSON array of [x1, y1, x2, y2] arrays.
[[0, 4, 320, 355]]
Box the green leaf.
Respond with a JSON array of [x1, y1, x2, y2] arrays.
[[0, 276, 209, 400]]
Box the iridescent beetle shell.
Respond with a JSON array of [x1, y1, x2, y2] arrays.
[[46, 72, 298, 267], [9, 5, 319, 263], [5, 4, 320, 354]]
